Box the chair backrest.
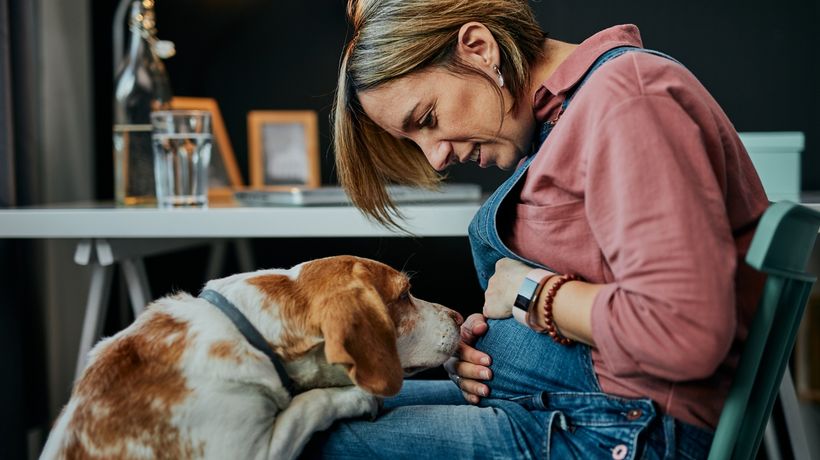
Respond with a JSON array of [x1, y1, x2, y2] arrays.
[[708, 201, 820, 460]]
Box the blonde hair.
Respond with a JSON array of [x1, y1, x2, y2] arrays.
[[333, 0, 545, 228]]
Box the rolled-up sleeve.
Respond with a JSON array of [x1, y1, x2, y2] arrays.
[[587, 94, 737, 382]]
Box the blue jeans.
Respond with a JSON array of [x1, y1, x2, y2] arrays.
[[303, 319, 713, 459]]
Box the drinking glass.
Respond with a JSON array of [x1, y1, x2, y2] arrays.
[[150, 110, 213, 207]]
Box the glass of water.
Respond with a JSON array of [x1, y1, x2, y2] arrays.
[[150, 110, 213, 207]]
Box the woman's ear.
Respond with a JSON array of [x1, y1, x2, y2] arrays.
[[456, 22, 500, 69], [320, 287, 404, 397]]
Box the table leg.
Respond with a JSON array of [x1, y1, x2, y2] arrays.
[[74, 264, 112, 379], [761, 367, 812, 459], [206, 240, 228, 280], [234, 238, 255, 273], [779, 367, 811, 460], [205, 239, 254, 280], [120, 258, 151, 318], [764, 418, 782, 460], [72, 238, 209, 380]]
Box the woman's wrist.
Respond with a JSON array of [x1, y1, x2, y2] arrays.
[[530, 275, 600, 346], [528, 275, 573, 341]]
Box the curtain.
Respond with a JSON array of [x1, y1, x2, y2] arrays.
[[0, 0, 14, 207], [1, 0, 47, 457], [0, 0, 25, 455]]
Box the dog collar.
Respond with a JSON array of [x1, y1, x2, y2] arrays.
[[199, 289, 295, 395]]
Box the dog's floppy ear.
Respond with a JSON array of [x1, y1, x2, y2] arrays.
[[320, 287, 403, 397]]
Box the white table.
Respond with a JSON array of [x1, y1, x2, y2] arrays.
[[0, 201, 480, 237], [0, 201, 481, 376]]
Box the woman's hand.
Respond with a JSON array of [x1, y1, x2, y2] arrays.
[[444, 313, 492, 404], [483, 258, 532, 319]]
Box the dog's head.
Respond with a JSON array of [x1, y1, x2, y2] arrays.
[[203, 255, 462, 397]]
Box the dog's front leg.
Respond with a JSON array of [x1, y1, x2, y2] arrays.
[[267, 386, 379, 460]]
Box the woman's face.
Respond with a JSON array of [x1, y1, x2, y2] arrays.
[[358, 67, 536, 171]]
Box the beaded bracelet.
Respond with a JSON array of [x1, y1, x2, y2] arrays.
[[542, 274, 581, 345]]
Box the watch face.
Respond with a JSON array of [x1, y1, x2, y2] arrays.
[[513, 296, 530, 312], [514, 277, 541, 311]]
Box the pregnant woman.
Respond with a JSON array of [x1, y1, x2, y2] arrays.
[[305, 0, 769, 458]]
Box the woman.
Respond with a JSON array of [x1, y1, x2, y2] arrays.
[[310, 0, 769, 458]]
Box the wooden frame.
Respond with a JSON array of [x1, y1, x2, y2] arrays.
[[247, 110, 320, 188], [170, 97, 244, 200]]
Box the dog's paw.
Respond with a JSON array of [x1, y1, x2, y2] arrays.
[[332, 386, 380, 421]]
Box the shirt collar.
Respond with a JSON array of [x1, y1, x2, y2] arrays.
[[533, 25, 644, 116]]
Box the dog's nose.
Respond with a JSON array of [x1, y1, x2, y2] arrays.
[[447, 309, 464, 326]]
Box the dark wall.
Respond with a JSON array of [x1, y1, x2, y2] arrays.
[[90, 0, 819, 316], [532, 0, 819, 191], [93, 0, 819, 196]]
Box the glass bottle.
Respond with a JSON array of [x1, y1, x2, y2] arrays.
[[112, 0, 173, 205]]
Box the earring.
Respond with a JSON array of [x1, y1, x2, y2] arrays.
[[493, 64, 504, 87]]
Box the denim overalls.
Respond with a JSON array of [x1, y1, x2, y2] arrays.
[[468, 46, 714, 459]]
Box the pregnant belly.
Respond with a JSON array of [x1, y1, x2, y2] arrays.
[[473, 318, 596, 398]]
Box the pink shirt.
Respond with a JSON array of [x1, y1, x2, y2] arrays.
[[503, 25, 769, 428]]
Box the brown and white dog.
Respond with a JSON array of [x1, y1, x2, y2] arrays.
[[41, 255, 462, 460]]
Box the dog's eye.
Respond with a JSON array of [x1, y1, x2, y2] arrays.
[[399, 291, 410, 301]]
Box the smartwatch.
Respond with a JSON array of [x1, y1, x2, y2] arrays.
[[513, 268, 553, 312]]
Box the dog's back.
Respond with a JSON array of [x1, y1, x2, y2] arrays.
[[41, 294, 289, 460]]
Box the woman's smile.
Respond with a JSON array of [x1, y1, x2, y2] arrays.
[[470, 144, 482, 165]]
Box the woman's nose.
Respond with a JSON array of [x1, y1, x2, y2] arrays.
[[423, 140, 454, 171]]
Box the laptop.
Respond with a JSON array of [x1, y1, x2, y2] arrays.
[[234, 183, 483, 207]]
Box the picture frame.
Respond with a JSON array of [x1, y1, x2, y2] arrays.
[[170, 97, 244, 200], [247, 110, 320, 188]]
